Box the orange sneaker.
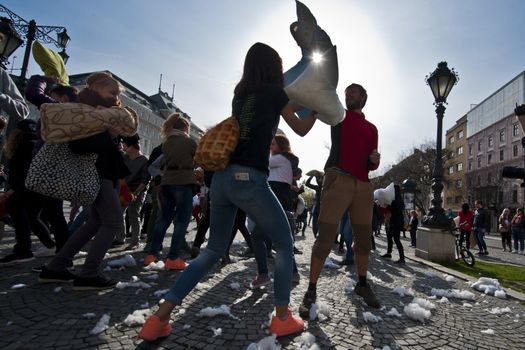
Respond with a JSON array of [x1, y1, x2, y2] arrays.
[[165, 257, 188, 270], [270, 308, 304, 337], [144, 255, 158, 266], [138, 315, 172, 341]]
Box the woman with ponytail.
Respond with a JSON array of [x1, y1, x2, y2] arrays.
[[140, 42, 316, 341]]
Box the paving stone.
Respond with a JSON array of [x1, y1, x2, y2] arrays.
[[1, 223, 525, 349]]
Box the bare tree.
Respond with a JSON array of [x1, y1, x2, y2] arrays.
[[371, 141, 437, 212]]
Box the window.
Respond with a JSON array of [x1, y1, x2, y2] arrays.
[[500, 149, 504, 161], [488, 136, 494, 148], [458, 130, 464, 139], [500, 129, 506, 142], [449, 151, 455, 159], [513, 124, 520, 137], [456, 163, 463, 172], [457, 146, 464, 155], [487, 154, 492, 165], [448, 166, 454, 174], [449, 136, 455, 145], [513, 190, 518, 203], [456, 180, 463, 188], [477, 176, 481, 185], [477, 157, 482, 168], [469, 144, 473, 156], [514, 144, 519, 157], [478, 141, 482, 152], [446, 197, 453, 205], [468, 161, 472, 170], [488, 172, 492, 183], [455, 196, 462, 204]]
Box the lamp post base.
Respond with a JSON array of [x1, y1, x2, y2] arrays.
[[415, 226, 456, 262], [422, 207, 452, 229]]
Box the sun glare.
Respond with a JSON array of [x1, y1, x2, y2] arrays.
[[312, 52, 323, 63]]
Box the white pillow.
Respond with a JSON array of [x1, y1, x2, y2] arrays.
[[374, 182, 396, 208], [284, 45, 345, 126]]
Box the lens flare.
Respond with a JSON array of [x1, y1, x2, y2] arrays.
[[312, 52, 323, 63]]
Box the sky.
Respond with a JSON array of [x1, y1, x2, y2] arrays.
[[2, 0, 525, 178]]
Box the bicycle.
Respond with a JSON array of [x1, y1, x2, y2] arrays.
[[450, 226, 475, 267]]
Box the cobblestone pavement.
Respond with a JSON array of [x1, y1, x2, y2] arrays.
[[1, 221, 525, 350]]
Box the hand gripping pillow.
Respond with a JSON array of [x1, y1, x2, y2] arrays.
[[32, 41, 69, 86], [194, 116, 239, 171]]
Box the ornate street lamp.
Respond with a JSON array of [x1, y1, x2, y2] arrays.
[[422, 61, 459, 228], [0, 5, 71, 87], [56, 28, 70, 49], [0, 17, 22, 68]]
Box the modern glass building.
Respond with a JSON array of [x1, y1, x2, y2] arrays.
[[465, 70, 525, 225], [467, 72, 525, 137]]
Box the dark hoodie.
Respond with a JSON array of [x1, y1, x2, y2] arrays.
[[8, 123, 38, 191]]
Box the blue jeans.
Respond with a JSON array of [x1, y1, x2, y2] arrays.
[[149, 184, 193, 259], [341, 212, 354, 262], [164, 164, 294, 306], [512, 228, 525, 251], [474, 228, 487, 252]]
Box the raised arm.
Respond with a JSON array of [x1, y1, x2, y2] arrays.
[[280, 102, 316, 137]]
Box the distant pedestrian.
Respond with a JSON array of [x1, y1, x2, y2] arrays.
[[510, 208, 525, 254], [458, 203, 474, 250], [305, 171, 323, 237], [473, 200, 489, 255], [498, 208, 512, 252], [408, 210, 418, 247], [338, 212, 354, 265], [381, 184, 405, 263], [372, 201, 382, 237]]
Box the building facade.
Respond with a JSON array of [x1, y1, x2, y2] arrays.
[[465, 71, 525, 221], [444, 115, 468, 211]]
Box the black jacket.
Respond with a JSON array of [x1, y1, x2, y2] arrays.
[[69, 131, 129, 183]]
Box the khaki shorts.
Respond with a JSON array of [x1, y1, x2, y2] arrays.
[[311, 168, 373, 259]]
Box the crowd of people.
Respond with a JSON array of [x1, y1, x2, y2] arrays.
[[0, 39, 522, 344]]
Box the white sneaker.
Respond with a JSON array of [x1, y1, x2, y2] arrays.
[[33, 246, 56, 257]]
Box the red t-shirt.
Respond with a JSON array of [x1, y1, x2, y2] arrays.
[[458, 210, 474, 231], [338, 110, 378, 182]]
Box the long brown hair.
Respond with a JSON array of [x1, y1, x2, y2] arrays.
[[274, 134, 291, 153], [234, 42, 283, 97]]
